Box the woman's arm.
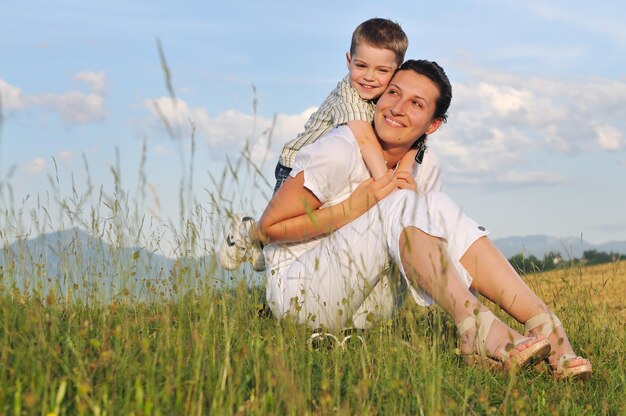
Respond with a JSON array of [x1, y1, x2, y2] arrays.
[[255, 170, 396, 244]]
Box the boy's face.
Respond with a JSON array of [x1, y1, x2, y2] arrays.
[[346, 43, 398, 101]]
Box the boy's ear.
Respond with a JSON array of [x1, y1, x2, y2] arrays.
[[346, 52, 352, 69]]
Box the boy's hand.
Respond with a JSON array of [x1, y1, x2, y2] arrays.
[[394, 171, 417, 192], [396, 148, 418, 175]]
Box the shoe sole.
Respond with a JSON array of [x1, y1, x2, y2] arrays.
[[465, 338, 551, 372], [555, 362, 593, 380], [507, 338, 551, 370], [465, 355, 505, 371]]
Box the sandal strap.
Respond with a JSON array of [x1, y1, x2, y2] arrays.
[[556, 354, 579, 372], [524, 313, 562, 338], [456, 310, 496, 357], [456, 315, 477, 335], [499, 336, 535, 361]]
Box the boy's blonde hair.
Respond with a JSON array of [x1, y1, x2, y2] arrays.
[[350, 18, 408, 67]]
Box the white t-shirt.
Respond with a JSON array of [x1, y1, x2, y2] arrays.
[[264, 125, 442, 272]]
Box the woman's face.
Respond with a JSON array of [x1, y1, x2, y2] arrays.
[[374, 70, 442, 149]]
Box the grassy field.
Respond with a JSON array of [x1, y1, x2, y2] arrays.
[[0, 254, 624, 415], [1, 64, 624, 414], [2, 43, 624, 415]]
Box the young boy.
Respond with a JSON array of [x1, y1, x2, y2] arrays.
[[220, 18, 418, 271]]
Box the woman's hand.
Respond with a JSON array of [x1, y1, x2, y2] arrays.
[[345, 170, 397, 214], [394, 170, 417, 192]]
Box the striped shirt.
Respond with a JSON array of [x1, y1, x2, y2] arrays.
[[278, 75, 376, 168]]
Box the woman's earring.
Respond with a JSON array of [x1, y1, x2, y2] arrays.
[[415, 141, 426, 164]]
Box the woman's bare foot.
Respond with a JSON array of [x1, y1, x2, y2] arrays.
[[525, 313, 592, 379], [458, 310, 550, 369]]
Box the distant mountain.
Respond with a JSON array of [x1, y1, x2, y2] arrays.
[[597, 240, 626, 256], [1, 228, 177, 298], [1, 227, 242, 299], [4, 229, 623, 296], [493, 235, 626, 259], [2, 227, 173, 274]]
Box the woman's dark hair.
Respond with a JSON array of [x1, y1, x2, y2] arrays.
[[398, 59, 452, 123]]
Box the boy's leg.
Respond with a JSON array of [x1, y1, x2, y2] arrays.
[[218, 162, 292, 271], [218, 214, 261, 270], [273, 162, 293, 194]]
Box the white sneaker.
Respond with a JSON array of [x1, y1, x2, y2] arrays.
[[250, 242, 266, 272], [218, 214, 265, 271]]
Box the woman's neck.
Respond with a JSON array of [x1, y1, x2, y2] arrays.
[[381, 144, 410, 169]]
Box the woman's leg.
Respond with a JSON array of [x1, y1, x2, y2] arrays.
[[397, 226, 540, 361], [351, 269, 400, 329], [266, 190, 478, 332], [267, 189, 544, 365], [368, 190, 547, 363], [265, 200, 399, 332], [460, 237, 590, 370]]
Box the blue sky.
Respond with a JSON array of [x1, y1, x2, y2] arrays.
[[1, 0, 625, 252]]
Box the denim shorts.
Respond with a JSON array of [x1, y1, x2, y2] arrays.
[[273, 162, 293, 194]]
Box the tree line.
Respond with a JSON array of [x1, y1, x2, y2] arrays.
[[508, 249, 626, 275]]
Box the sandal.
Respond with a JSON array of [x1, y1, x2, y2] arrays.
[[308, 328, 365, 351], [457, 310, 551, 370], [524, 313, 592, 380], [554, 354, 593, 380]]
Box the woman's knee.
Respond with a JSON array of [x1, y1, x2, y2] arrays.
[[382, 189, 457, 215], [379, 189, 421, 216]]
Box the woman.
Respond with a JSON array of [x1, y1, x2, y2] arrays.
[[254, 60, 591, 379]]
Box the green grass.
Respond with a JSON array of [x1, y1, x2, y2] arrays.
[[0, 260, 624, 415], [1, 53, 623, 415]]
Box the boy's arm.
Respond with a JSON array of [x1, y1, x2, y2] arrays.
[[348, 120, 388, 180], [396, 148, 418, 176]]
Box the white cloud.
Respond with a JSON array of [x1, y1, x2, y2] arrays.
[[36, 91, 106, 124], [57, 150, 75, 161], [74, 70, 106, 95], [275, 108, 318, 142], [0, 71, 107, 125], [595, 124, 623, 151], [433, 69, 626, 188], [435, 125, 533, 175], [24, 158, 46, 174], [0, 79, 24, 110], [494, 171, 566, 185], [445, 168, 567, 189], [152, 145, 170, 155], [143, 68, 626, 189], [476, 83, 531, 117], [145, 97, 313, 158]]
